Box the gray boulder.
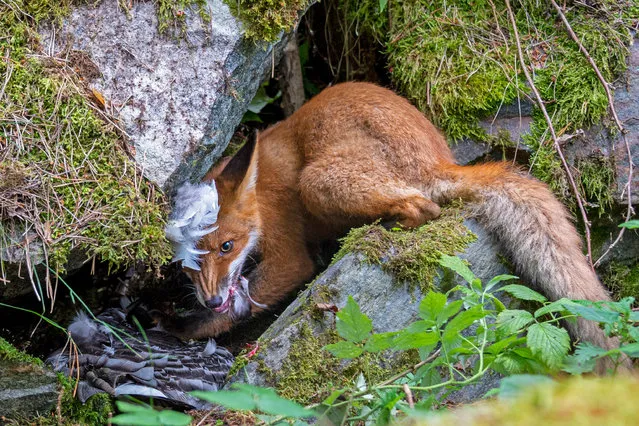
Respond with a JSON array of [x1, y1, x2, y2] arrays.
[[228, 217, 508, 405], [40, 0, 293, 190], [0, 358, 58, 420]]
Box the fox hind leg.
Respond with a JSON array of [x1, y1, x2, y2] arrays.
[[299, 157, 440, 229]]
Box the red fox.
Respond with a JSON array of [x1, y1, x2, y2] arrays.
[[164, 82, 616, 358]]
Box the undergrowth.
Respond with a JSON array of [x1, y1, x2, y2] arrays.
[[225, 0, 311, 42], [0, 2, 171, 281]]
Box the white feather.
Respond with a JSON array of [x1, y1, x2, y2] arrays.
[[165, 182, 220, 271]]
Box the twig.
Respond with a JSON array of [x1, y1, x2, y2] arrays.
[[505, 0, 595, 268], [403, 383, 414, 409], [549, 0, 636, 265]]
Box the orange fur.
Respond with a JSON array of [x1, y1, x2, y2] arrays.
[[168, 82, 624, 371]]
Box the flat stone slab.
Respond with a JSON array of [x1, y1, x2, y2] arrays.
[[0, 358, 58, 419]]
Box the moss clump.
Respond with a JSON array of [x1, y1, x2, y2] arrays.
[[0, 337, 43, 366], [0, 3, 171, 274], [345, 0, 633, 212], [155, 0, 212, 36], [577, 156, 615, 217], [225, 0, 310, 42], [333, 202, 476, 291], [604, 262, 639, 303], [272, 323, 419, 405], [407, 376, 639, 425]]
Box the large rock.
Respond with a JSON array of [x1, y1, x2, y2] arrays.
[[0, 358, 58, 419], [40, 0, 292, 190], [228, 218, 508, 405]]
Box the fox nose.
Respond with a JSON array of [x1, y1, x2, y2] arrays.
[[206, 295, 224, 309]]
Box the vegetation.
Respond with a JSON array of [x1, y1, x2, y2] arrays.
[[0, 2, 172, 284], [225, 0, 310, 42]]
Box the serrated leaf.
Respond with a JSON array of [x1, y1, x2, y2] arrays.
[[498, 374, 555, 399], [534, 299, 574, 318], [496, 310, 534, 334], [231, 385, 314, 418], [562, 342, 607, 374], [439, 254, 476, 284], [620, 342, 639, 357], [419, 292, 447, 322], [437, 299, 464, 326], [499, 284, 547, 303], [619, 220, 639, 229], [527, 323, 570, 370], [486, 274, 519, 290], [564, 303, 620, 324], [486, 335, 523, 355], [324, 340, 363, 359], [336, 296, 372, 343], [393, 330, 438, 350], [442, 305, 486, 343], [191, 390, 257, 411], [363, 331, 398, 352]]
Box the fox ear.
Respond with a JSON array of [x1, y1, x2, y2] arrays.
[[205, 131, 258, 184]]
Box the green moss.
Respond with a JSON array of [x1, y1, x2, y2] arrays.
[[577, 157, 615, 217], [604, 262, 639, 302], [272, 323, 419, 405], [333, 203, 476, 291], [0, 337, 43, 366], [0, 3, 171, 273], [225, 0, 310, 42], [155, 0, 212, 37]]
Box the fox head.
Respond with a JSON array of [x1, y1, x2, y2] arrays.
[[181, 135, 264, 320]]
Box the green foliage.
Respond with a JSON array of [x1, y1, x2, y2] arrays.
[[0, 2, 171, 275], [111, 401, 191, 426], [155, 0, 211, 36], [620, 220, 639, 229], [192, 384, 314, 421]]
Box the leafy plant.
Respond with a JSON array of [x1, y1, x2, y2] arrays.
[[111, 401, 191, 426]]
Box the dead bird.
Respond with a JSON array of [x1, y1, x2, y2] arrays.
[[47, 307, 234, 410]]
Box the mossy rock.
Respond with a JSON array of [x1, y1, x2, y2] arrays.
[[227, 210, 511, 406]]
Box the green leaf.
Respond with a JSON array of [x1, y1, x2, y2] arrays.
[[534, 298, 574, 318], [619, 220, 639, 229], [336, 296, 373, 343], [437, 299, 464, 326], [527, 323, 570, 370], [442, 305, 486, 343], [562, 342, 607, 374], [363, 331, 399, 353], [115, 401, 152, 413], [486, 274, 519, 290], [111, 414, 162, 426], [322, 389, 346, 405], [191, 390, 257, 411], [157, 411, 194, 426], [419, 292, 447, 322], [486, 335, 523, 355], [379, 0, 388, 12], [564, 303, 620, 324], [247, 387, 314, 418], [324, 340, 364, 359], [499, 284, 547, 303], [496, 310, 534, 334], [498, 374, 555, 399], [620, 342, 639, 357], [439, 255, 476, 284], [393, 330, 439, 350]]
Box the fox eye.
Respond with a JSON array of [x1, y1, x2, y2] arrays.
[[220, 241, 233, 253]]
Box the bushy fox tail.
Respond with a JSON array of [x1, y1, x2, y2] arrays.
[[435, 163, 618, 358]]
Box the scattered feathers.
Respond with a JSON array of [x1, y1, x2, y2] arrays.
[[165, 182, 220, 270], [47, 308, 234, 409]]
